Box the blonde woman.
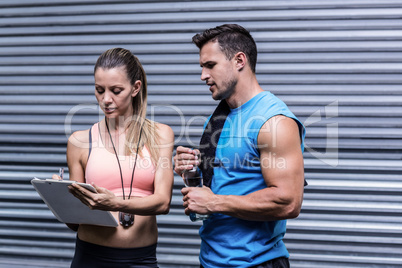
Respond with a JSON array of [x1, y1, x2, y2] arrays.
[[60, 48, 174, 267]]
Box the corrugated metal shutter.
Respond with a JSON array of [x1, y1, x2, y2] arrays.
[[0, 1, 401, 267]]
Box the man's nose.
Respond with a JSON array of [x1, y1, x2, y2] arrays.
[[200, 68, 210, 81]]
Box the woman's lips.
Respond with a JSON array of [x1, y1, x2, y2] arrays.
[[104, 107, 116, 113]]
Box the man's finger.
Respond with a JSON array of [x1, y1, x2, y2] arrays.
[[176, 153, 197, 161], [176, 146, 192, 154], [181, 187, 190, 195]]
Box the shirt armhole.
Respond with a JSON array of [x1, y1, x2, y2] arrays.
[[88, 127, 92, 161]]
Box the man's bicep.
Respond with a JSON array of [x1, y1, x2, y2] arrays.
[[258, 116, 304, 188]]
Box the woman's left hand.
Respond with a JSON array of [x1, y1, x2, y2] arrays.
[[68, 183, 118, 211]]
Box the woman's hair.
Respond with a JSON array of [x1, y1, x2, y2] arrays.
[[94, 47, 160, 164], [192, 24, 257, 73]]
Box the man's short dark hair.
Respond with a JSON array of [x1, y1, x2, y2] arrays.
[[192, 24, 257, 73]]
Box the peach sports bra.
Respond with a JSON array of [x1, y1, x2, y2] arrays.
[[85, 123, 155, 198]]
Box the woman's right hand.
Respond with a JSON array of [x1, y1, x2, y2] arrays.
[[51, 174, 63, 180], [51, 168, 65, 180]]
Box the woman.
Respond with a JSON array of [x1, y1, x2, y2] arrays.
[[61, 48, 174, 267]]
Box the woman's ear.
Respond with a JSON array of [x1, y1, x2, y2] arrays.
[[131, 80, 141, 98]]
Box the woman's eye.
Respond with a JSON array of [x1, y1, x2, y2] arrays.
[[96, 88, 104, 94], [112, 88, 123, 94]]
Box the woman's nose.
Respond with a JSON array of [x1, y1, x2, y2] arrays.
[[103, 91, 113, 104]]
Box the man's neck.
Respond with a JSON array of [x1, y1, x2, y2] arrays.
[[225, 76, 263, 109]]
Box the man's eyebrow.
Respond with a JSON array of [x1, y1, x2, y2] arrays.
[[200, 61, 215, 67]]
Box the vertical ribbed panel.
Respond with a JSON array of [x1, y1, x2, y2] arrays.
[[0, 1, 401, 267]]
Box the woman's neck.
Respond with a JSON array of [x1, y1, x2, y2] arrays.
[[103, 117, 128, 155], [104, 119, 128, 143], [105, 116, 127, 130]]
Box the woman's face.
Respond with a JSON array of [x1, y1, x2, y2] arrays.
[[94, 67, 138, 120]]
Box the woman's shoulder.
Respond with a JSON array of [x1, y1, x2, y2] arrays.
[[66, 127, 93, 170], [153, 121, 174, 143], [67, 128, 91, 150], [156, 121, 173, 133], [155, 121, 172, 132]]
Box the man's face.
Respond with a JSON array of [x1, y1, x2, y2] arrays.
[[199, 41, 238, 101]]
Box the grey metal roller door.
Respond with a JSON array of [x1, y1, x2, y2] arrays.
[[0, 1, 401, 267]]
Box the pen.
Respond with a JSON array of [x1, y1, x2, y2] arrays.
[[59, 168, 64, 180]]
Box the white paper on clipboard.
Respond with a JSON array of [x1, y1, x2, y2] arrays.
[[31, 178, 118, 227]]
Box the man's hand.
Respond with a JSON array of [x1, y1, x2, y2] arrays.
[[173, 146, 200, 176], [181, 186, 216, 215]]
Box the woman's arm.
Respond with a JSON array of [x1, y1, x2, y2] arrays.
[[64, 129, 90, 231], [69, 123, 175, 216]]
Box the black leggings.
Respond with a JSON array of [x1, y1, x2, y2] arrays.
[[71, 237, 158, 268], [252, 257, 290, 268]]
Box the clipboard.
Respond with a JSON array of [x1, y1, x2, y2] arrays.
[[31, 178, 118, 227]]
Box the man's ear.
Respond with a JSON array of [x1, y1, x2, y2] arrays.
[[131, 80, 141, 97], [234, 52, 247, 71]]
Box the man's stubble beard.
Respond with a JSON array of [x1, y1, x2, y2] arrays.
[[213, 78, 238, 101]]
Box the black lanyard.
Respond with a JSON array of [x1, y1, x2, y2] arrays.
[[105, 119, 143, 227]]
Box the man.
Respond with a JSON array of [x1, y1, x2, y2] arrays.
[[174, 24, 305, 268]]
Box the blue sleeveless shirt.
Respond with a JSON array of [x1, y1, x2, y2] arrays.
[[199, 91, 305, 267]]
